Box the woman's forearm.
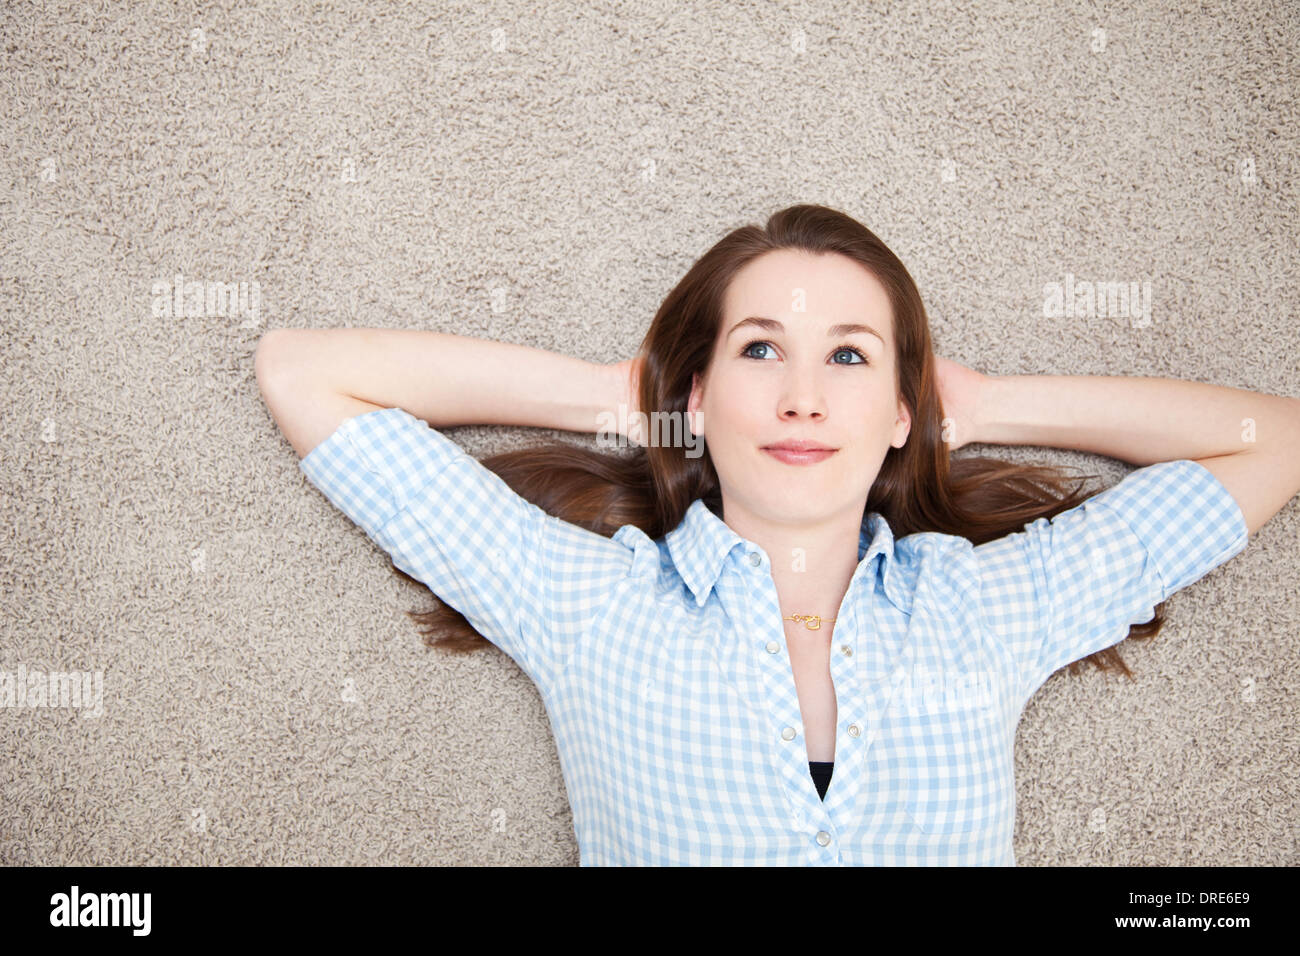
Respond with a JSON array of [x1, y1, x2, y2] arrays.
[[259, 327, 622, 433], [972, 373, 1300, 466]]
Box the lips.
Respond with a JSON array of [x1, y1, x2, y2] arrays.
[[762, 442, 838, 465], [762, 441, 836, 452]]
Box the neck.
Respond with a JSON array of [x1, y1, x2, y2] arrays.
[[773, 571, 851, 639], [721, 499, 864, 627]]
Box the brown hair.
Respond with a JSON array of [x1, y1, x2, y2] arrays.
[[394, 204, 1163, 679]]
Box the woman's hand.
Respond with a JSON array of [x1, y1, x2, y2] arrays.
[[607, 356, 646, 446], [933, 355, 990, 451]]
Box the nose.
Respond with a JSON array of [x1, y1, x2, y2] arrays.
[[778, 367, 826, 420]]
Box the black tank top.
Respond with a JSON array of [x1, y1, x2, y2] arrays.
[[809, 761, 833, 800]]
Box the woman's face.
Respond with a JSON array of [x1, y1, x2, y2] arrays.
[[687, 248, 911, 525]]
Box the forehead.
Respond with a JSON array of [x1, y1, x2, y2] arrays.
[[722, 249, 893, 342]]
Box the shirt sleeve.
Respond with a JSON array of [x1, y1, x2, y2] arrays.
[[297, 406, 639, 689], [970, 458, 1249, 702]]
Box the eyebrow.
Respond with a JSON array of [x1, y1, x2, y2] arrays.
[[726, 315, 886, 346]]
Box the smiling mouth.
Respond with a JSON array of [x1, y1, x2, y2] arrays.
[[762, 443, 836, 452], [762, 446, 838, 465]]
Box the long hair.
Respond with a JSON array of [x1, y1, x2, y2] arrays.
[[394, 204, 1164, 679]]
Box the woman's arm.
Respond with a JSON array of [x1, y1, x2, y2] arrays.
[[971, 373, 1300, 536], [255, 328, 625, 457]]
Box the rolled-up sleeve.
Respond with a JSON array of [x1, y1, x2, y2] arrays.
[[298, 407, 637, 688], [970, 459, 1249, 701]]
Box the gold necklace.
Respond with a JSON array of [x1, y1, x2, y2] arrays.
[[783, 613, 836, 631]]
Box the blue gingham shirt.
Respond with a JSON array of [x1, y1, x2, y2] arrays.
[[299, 406, 1249, 866]]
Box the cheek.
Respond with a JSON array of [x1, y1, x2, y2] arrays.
[[727, 402, 768, 438]]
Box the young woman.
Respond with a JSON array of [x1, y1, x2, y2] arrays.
[[256, 204, 1299, 866]]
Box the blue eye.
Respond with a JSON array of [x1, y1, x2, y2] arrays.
[[833, 346, 869, 365], [739, 339, 870, 366]]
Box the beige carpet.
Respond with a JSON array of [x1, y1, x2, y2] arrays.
[[2, 0, 1296, 866]]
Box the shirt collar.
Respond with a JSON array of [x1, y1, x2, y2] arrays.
[[664, 498, 914, 615]]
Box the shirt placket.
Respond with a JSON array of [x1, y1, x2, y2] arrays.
[[825, 566, 917, 846], [729, 544, 847, 863]]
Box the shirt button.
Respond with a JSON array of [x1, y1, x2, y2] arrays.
[[748, 552, 761, 567], [781, 726, 796, 741], [840, 645, 852, 656], [815, 831, 831, 847], [765, 640, 780, 654], [848, 724, 861, 737]]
